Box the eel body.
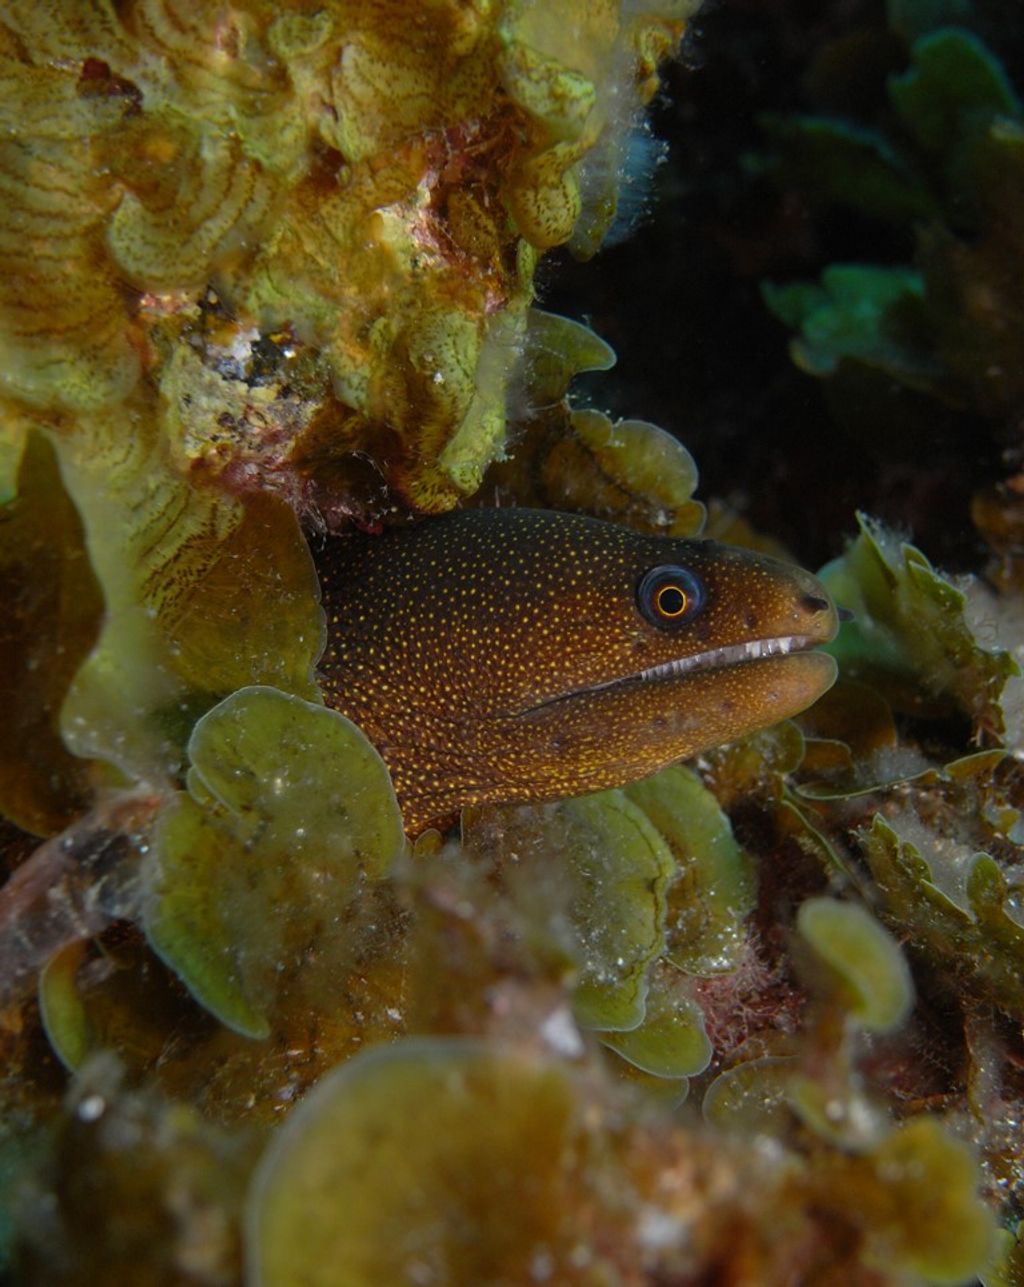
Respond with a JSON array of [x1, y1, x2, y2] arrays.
[[316, 507, 838, 834]]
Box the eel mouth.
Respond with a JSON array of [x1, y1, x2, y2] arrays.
[[517, 634, 825, 716], [627, 633, 821, 685]]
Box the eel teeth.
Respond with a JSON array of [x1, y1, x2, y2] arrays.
[[632, 634, 816, 683], [516, 635, 819, 717]]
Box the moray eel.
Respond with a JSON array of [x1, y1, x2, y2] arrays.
[[316, 507, 838, 835]]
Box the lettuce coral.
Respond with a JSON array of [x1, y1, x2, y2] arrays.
[[0, 0, 699, 844], [0, 0, 696, 515]]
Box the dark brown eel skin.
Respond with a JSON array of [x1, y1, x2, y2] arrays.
[[316, 507, 838, 835]]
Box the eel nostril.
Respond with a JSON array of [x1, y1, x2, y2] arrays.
[[800, 593, 831, 614]]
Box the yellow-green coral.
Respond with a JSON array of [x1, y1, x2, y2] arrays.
[[0, 0, 696, 513], [56, 416, 323, 780], [0, 0, 699, 883]]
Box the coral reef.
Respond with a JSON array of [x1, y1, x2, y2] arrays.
[[0, 0, 689, 515], [4, 0, 1024, 1284]]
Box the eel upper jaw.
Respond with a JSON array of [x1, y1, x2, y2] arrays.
[[515, 633, 824, 717], [627, 633, 823, 685]]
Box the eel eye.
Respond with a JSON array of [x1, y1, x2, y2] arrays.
[[636, 565, 705, 629]]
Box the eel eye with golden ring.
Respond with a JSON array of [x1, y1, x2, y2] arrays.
[[636, 565, 705, 629]]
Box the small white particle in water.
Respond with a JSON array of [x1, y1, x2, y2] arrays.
[[637, 1207, 684, 1251], [78, 1094, 105, 1122], [569, 1244, 592, 1269], [530, 1249, 553, 1281], [540, 1006, 584, 1058]]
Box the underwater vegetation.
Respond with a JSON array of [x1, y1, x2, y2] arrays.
[[752, 0, 1024, 570], [759, 4, 1024, 419], [3, 0, 1024, 1283]]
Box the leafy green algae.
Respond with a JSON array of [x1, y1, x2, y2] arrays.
[[541, 411, 707, 536], [144, 687, 404, 1038], [483, 318, 706, 538], [862, 813, 1024, 1018], [457, 761, 758, 1086], [761, 11, 1024, 425], [820, 512, 1018, 733], [822, 1117, 995, 1284], [763, 265, 936, 385], [517, 308, 617, 406], [626, 764, 755, 975], [58, 422, 324, 781], [984, 1220, 1024, 1287], [888, 27, 1021, 155], [38, 942, 92, 1073], [797, 896, 913, 1033], [462, 787, 678, 1035], [702, 1055, 799, 1134], [248, 1041, 602, 1287], [600, 962, 712, 1080], [555, 792, 676, 1032], [245, 1037, 994, 1287], [755, 115, 941, 226]]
